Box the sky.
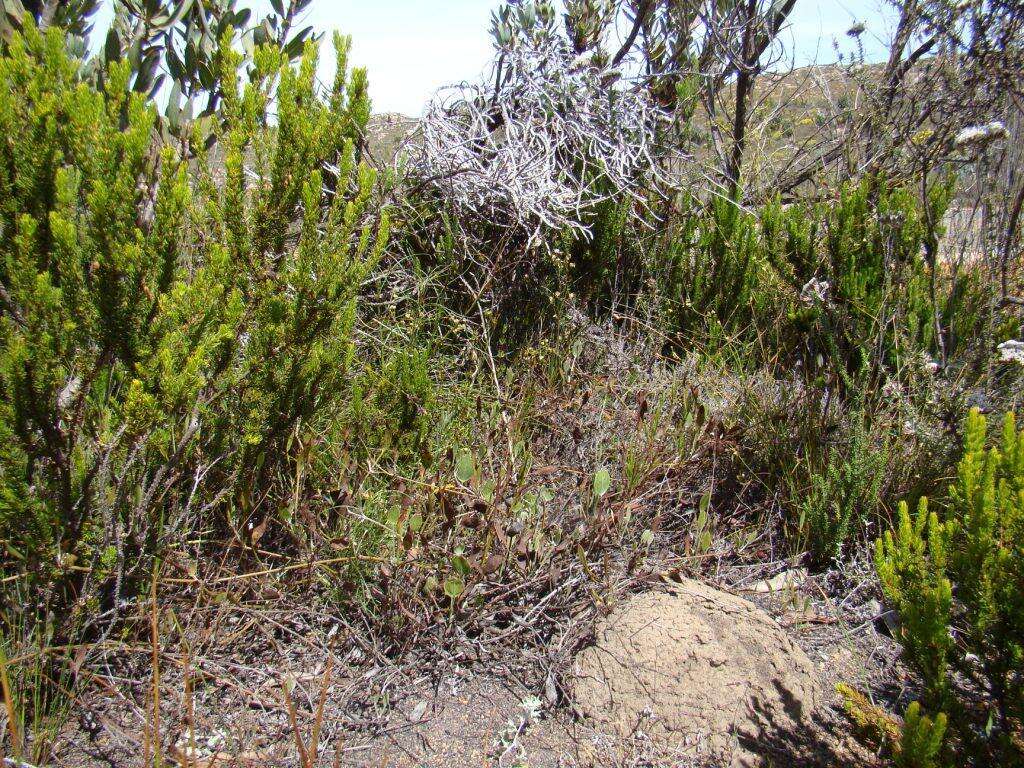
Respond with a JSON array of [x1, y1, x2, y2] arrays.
[[92, 0, 899, 117]]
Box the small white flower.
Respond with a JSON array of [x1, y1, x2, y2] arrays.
[[520, 695, 543, 724]]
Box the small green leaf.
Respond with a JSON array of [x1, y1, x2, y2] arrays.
[[452, 554, 471, 577], [455, 450, 475, 484], [699, 490, 711, 516], [695, 506, 708, 532], [443, 576, 464, 599], [593, 468, 611, 499], [699, 529, 712, 553], [480, 479, 495, 502]]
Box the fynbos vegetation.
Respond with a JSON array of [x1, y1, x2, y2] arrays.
[[1, 1, 1022, 766]]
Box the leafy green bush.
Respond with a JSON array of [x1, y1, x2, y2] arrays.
[[876, 408, 1024, 763], [657, 194, 778, 348], [348, 343, 435, 462], [876, 498, 953, 706], [0, 24, 216, 633], [836, 683, 948, 768], [649, 176, 990, 384], [734, 364, 956, 570], [799, 412, 887, 568], [766, 177, 985, 386], [0, 22, 389, 638], [203, 30, 387, 514], [896, 702, 948, 768]]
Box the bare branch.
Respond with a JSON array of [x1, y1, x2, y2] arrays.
[[412, 34, 677, 241]]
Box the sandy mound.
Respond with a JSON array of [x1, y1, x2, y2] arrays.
[[570, 580, 820, 765]]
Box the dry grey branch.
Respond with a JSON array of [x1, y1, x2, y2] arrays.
[[412, 34, 676, 243]]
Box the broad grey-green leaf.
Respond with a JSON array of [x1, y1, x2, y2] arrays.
[[455, 450, 475, 484], [443, 576, 464, 599]]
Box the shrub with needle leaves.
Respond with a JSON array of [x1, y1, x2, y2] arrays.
[[876, 408, 1024, 763]]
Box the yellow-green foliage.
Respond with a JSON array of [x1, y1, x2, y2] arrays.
[[655, 176, 982, 376], [875, 497, 953, 705], [0, 25, 213, 621], [947, 409, 1024, 739], [836, 682, 902, 750], [837, 684, 947, 768], [0, 22, 390, 639], [897, 702, 947, 768], [206, 30, 389, 507], [876, 408, 1024, 762], [348, 344, 435, 462]]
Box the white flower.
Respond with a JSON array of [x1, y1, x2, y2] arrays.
[[997, 339, 1024, 365], [520, 695, 544, 724], [799, 277, 830, 305], [955, 121, 1008, 147]]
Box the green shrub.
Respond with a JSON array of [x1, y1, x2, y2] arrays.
[[562, 193, 632, 307], [0, 24, 219, 633], [811, 179, 934, 380], [896, 702, 948, 768], [735, 374, 882, 562], [946, 409, 1023, 743], [348, 343, 435, 462], [800, 412, 887, 568], [876, 408, 1024, 763], [766, 177, 985, 386], [203, 31, 389, 514], [657, 194, 777, 348], [0, 22, 389, 638], [876, 498, 953, 706], [650, 176, 989, 383]]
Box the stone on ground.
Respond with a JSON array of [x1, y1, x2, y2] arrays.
[[570, 580, 820, 765]]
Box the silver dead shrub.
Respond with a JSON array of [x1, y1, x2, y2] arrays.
[[412, 33, 672, 245]]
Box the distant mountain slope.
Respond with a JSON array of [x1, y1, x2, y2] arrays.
[[365, 112, 418, 166]]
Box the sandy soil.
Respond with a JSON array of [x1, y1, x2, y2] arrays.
[[45, 560, 903, 768]]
